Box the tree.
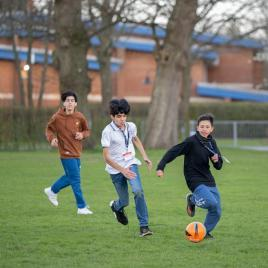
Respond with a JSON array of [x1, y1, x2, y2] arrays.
[[142, 0, 267, 148], [85, 0, 137, 114], [37, 0, 54, 109], [143, 0, 198, 148], [54, 0, 91, 117], [0, 0, 55, 108], [89, 0, 115, 114], [196, 0, 266, 38], [0, 0, 28, 106]]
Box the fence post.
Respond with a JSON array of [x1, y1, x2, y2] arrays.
[[189, 120, 195, 136], [233, 121, 238, 147]]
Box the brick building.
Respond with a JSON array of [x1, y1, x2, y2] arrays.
[[0, 24, 267, 107]]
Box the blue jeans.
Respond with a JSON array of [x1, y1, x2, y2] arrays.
[[191, 185, 221, 233], [51, 158, 87, 209], [110, 165, 149, 227]]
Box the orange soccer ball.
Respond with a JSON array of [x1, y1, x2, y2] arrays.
[[185, 222, 206, 243]]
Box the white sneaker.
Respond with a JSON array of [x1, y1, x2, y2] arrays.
[[44, 187, 58, 207], [77, 207, 93, 215]]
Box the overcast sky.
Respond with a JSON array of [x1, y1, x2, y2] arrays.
[[32, 0, 266, 39]]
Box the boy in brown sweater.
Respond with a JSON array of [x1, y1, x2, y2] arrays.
[[44, 91, 93, 215]]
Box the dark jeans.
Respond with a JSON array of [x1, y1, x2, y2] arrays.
[[110, 164, 149, 227], [191, 185, 221, 233]]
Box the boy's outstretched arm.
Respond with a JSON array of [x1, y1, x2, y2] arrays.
[[156, 141, 190, 177], [132, 136, 152, 170]]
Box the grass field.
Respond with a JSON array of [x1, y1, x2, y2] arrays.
[[0, 148, 268, 268], [216, 138, 268, 148]]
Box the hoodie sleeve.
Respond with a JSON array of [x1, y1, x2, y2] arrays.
[[80, 114, 90, 139], [156, 138, 192, 171], [45, 114, 57, 143]]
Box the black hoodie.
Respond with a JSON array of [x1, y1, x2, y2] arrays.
[[157, 131, 223, 192]]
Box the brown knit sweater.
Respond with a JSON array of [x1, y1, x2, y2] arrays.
[[46, 108, 90, 158]]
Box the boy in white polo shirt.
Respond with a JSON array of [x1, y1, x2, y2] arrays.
[[101, 99, 153, 237]]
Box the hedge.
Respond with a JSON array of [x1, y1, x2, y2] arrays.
[[0, 102, 267, 150]]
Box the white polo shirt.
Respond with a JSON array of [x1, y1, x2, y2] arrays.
[[101, 121, 141, 174]]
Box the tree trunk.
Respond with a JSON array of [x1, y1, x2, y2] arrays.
[[7, 3, 26, 107], [144, 67, 182, 148], [38, 0, 53, 109], [179, 58, 192, 139], [93, 0, 114, 114], [11, 34, 25, 107], [37, 41, 49, 109], [26, 33, 34, 108], [144, 0, 198, 148], [179, 39, 193, 140], [54, 0, 91, 118], [95, 28, 114, 114], [98, 53, 113, 114]]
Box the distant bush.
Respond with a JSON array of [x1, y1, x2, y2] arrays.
[[189, 102, 268, 120], [1, 101, 268, 150], [0, 107, 54, 151], [102, 101, 268, 120]]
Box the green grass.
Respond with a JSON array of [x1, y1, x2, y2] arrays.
[[217, 138, 268, 147], [0, 148, 268, 268]]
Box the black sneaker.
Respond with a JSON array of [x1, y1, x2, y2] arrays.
[[204, 233, 214, 239], [186, 193, 195, 217], [109, 200, 128, 225], [139, 226, 153, 237]]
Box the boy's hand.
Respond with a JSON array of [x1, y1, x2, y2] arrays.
[[75, 132, 83, 140], [156, 170, 164, 177], [211, 154, 219, 163], [144, 157, 152, 171], [51, 138, 58, 147], [122, 167, 136, 180]]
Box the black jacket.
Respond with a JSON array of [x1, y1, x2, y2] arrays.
[[157, 131, 223, 192]]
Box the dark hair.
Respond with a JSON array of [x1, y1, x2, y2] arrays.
[[197, 113, 214, 126], [109, 98, 130, 116], [61, 91, 78, 102]]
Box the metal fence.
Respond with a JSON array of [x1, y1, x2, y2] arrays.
[[190, 120, 268, 150]]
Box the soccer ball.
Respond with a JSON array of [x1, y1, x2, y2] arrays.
[[185, 221, 206, 243]]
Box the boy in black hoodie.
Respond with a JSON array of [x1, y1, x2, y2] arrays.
[[156, 113, 223, 239]]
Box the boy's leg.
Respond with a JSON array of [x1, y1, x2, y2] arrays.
[[110, 172, 129, 225], [192, 185, 221, 234], [51, 159, 70, 194], [128, 165, 149, 227], [204, 187, 221, 233], [62, 158, 87, 209], [110, 172, 129, 210], [44, 160, 70, 206]]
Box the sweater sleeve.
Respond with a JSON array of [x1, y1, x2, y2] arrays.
[[80, 115, 90, 139], [156, 139, 191, 171], [45, 115, 57, 143], [78, 112, 90, 139]]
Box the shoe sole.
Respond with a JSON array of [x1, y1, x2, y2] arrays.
[[109, 200, 117, 219], [139, 232, 153, 237], [186, 194, 195, 217], [186, 207, 195, 217], [109, 200, 114, 207]]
